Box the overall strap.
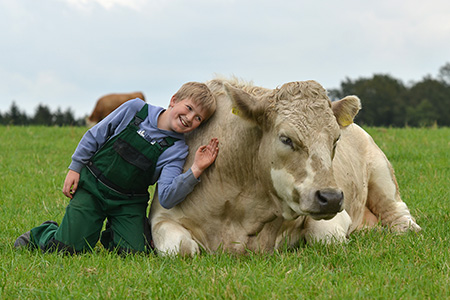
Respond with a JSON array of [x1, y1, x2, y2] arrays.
[[131, 104, 149, 127], [129, 103, 179, 151], [153, 136, 178, 151], [158, 136, 177, 148]]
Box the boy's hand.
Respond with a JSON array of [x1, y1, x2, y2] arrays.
[[63, 169, 80, 199], [191, 138, 219, 179]]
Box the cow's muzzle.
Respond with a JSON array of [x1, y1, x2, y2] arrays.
[[310, 188, 344, 220]]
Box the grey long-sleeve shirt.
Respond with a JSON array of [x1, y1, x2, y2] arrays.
[[69, 98, 199, 209]]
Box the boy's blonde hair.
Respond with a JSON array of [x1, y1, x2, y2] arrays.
[[173, 82, 216, 121]]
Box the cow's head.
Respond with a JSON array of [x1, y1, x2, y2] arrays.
[[225, 81, 361, 220]]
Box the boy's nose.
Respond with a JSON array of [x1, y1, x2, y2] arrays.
[[186, 112, 195, 122]]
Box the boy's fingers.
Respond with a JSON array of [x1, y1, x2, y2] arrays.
[[63, 182, 69, 195], [208, 138, 219, 149], [62, 187, 72, 199], [72, 181, 78, 194]]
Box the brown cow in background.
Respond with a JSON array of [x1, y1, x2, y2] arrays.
[[86, 92, 145, 126]]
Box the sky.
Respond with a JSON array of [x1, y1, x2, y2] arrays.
[[1, 0, 449, 118]]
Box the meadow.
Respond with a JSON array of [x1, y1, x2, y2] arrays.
[[0, 126, 449, 299]]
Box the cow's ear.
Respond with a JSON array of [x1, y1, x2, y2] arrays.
[[332, 95, 361, 127], [224, 83, 266, 123]]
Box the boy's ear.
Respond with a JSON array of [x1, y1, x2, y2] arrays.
[[169, 95, 177, 107], [224, 83, 266, 124], [332, 95, 361, 127]]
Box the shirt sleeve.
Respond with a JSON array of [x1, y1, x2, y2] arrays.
[[156, 142, 200, 209], [69, 99, 145, 173]]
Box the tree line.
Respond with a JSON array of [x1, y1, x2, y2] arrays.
[[0, 102, 85, 126], [329, 62, 450, 127], [1, 62, 449, 127]]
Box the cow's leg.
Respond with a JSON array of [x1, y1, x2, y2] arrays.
[[366, 151, 421, 232], [357, 206, 379, 230], [302, 210, 352, 244], [151, 220, 199, 256], [275, 217, 306, 250]]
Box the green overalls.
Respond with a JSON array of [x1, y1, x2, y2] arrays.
[[30, 104, 177, 253]]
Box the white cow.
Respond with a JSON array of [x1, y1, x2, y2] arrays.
[[149, 78, 421, 255]]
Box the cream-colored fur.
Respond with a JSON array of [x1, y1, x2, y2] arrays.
[[149, 78, 420, 256]]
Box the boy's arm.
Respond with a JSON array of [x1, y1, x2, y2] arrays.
[[157, 138, 219, 209], [63, 99, 145, 198], [69, 99, 145, 173]]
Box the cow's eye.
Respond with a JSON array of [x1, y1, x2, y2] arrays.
[[334, 135, 341, 146], [280, 135, 294, 150], [331, 135, 341, 159]]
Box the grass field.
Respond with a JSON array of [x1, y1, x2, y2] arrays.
[[0, 126, 449, 299]]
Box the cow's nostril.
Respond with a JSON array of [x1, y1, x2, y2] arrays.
[[316, 190, 329, 205], [315, 189, 344, 213]]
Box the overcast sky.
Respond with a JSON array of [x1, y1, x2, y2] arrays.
[[1, 0, 449, 118]]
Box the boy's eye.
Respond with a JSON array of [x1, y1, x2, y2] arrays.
[[196, 116, 202, 122], [187, 105, 193, 111]]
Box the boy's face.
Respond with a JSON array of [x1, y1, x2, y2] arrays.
[[167, 97, 208, 134]]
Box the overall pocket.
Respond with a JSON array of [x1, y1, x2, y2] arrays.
[[113, 138, 153, 171]]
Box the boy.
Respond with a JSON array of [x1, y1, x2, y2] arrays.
[[15, 82, 219, 254]]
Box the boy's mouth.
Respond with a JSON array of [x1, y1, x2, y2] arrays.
[[179, 116, 188, 127]]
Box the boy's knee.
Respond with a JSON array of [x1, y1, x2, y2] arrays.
[[102, 226, 146, 253], [45, 239, 78, 255]]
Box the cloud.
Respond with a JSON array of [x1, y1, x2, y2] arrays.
[[0, 67, 83, 115], [63, 0, 147, 12], [1, 0, 449, 118]]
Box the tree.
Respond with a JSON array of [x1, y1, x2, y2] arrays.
[[53, 108, 76, 126], [405, 78, 450, 126], [3, 102, 29, 125], [438, 62, 450, 85], [63, 109, 76, 126], [406, 99, 438, 127], [335, 74, 407, 126], [32, 104, 53, 125]]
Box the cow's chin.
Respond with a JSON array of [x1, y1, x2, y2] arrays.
[[308, 213, 338, 221], [283, 209, 337, 221], [281, 202, 302, 220]]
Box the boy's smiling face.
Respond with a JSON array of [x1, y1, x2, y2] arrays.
[[163, 97, 208, 134]]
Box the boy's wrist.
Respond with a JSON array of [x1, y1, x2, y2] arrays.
[[190, 165, 203, 179]]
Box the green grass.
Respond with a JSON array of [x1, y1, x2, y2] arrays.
[[0, 126, 449, 299]]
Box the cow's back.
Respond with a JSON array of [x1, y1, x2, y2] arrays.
[[87, 92, 145, 126]]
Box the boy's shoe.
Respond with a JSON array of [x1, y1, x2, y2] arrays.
[[14, 220, 58, 248], [14, 231, 31, 248]]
